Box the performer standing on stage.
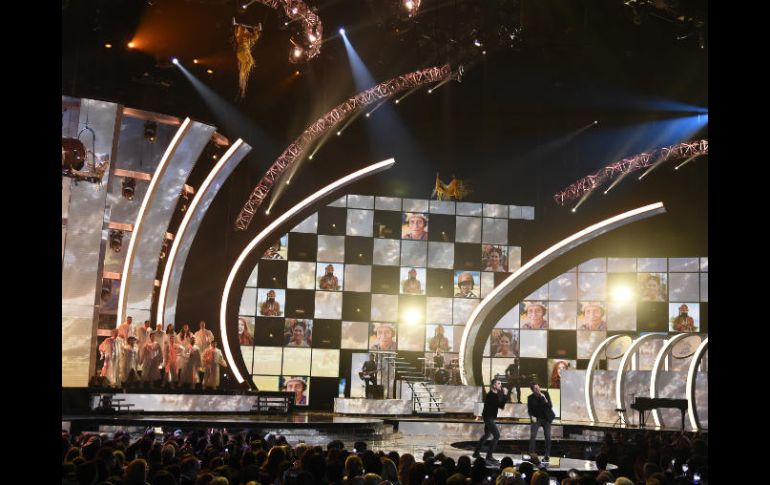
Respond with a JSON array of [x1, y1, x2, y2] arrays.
[[472, 378, 508, 464], [527, 383, 555, 460], [361, 353, 378, 397]]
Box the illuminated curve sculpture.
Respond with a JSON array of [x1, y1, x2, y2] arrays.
[[459, 202, 667, 386], [553, 139, 708, 206], [222, 159, 396, 384], [234, 65, 455, 230]]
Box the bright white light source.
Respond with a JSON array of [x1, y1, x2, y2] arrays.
[[610, 285, 634, 302], [403, 308, 422, 325], [339, 28, 345, 35], [172, 57, 179, 65]]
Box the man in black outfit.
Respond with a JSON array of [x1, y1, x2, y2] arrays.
[[527, 383, 555, 460], [473, 378, 508, 464], [361, 354, 378, 398], [504, 358, 521, 403]]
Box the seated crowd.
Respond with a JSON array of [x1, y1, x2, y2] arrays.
[[61, 428, 707, 485]]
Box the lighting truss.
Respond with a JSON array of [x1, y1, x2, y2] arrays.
[[553, 139, 708, 206], [253, 0, 323, 62], [234, 64, 456, 230]]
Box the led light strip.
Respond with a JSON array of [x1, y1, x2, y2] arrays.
[[220, 158, 395, 383], [117, 118, 192, 326], [157, 139, 245, 326]]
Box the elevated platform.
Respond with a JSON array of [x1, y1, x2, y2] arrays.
[[334, 398, 413, 415]]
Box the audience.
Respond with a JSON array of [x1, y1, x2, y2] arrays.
[[60, 428, 707, 485]]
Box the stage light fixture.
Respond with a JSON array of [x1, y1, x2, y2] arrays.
[[207, 69, 213, 74], [109, 230, 124, 253], [308, 33, 317, 42], [101, 280, 112, 302], [172, 57, 179, 65], [395, 99, 400, 104], [144, 121, 158, 142], [121, 177, 136, 201], [104, 43, 112, 49], [339, 28, 345, 35], [474, 39, 482, 47], [127, 41, 135, 49], [193, 59, 199, 64]]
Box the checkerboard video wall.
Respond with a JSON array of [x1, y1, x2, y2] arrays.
[[236, 194, 707, 403]]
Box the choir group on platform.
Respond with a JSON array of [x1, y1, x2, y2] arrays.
[[97, 317, 228, 390]]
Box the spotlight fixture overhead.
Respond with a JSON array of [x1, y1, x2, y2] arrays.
[[207, 69, 213, 74], [193, 59, 199, 64], [339, 28, 345, 35], [109, 230, 124, 253], [293, 46, 303, 58], [474, 39, 482, 47], [171, 57, 179, 65], [104, 43, 112, 49], [127, 41, 135, 49], [144, 121, 157, 142], [121, 177, 136, 201]]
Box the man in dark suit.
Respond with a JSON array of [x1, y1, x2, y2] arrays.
[[472, 378, 508, 464], [527, 383, 555, 460]]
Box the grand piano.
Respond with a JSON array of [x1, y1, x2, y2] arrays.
[[630, 397, 688, 431]]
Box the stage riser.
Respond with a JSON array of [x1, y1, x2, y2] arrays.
[[397, 421, 563, 440], [400, 385, 483, 413], [91, 393, 258, 413], [334, 398, 413, 415]]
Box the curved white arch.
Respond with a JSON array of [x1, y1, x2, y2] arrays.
[[118, 118, 193, 326], [615, 333, 668, 425], [650, 333, 696, 426], [157, 139, 251, 326], [686, 337, 708, 431], [585, 334, 631, 423], [219, 158, 395, 384], [459, 202, 667, 385]]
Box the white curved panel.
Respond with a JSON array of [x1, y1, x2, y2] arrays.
[[117, 119, 216, 325], [650, 333, 693, 426], [686, 337, 708, 431], [614, 333, 668, 425], [585, 335, 627, 423], [158, 139, 252, 326], [459, 203, 666, 385], [220, 159, 396, 383]]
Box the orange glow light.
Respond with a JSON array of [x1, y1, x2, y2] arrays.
[[207, 69, 214, 74], [193, 59, 199, 64], [105, 43, 113, 49], [127, 41, 136, 49]]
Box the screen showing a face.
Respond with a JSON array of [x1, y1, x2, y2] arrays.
[[230, 196, 706, 401]]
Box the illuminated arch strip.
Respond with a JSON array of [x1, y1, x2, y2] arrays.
[[686, 337, 708, 431], [118, 119, 216, 325], [615, 333, 669, 425], [220, 158, 396, 383], [157, 139, 252, 327], [585, 335, 628, 423], [459, 202, 667, 386], [234, 65, 453, 230], [553, 139, 708, 206], [650, 333, 692, 427]]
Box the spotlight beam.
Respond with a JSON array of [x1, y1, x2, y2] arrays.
[[395, 86, 421, 104], [675, 154, 700, 170]]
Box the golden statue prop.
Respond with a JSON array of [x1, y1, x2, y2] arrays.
[[432, 173, 470, 201], [233, 19, 262, 99]]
